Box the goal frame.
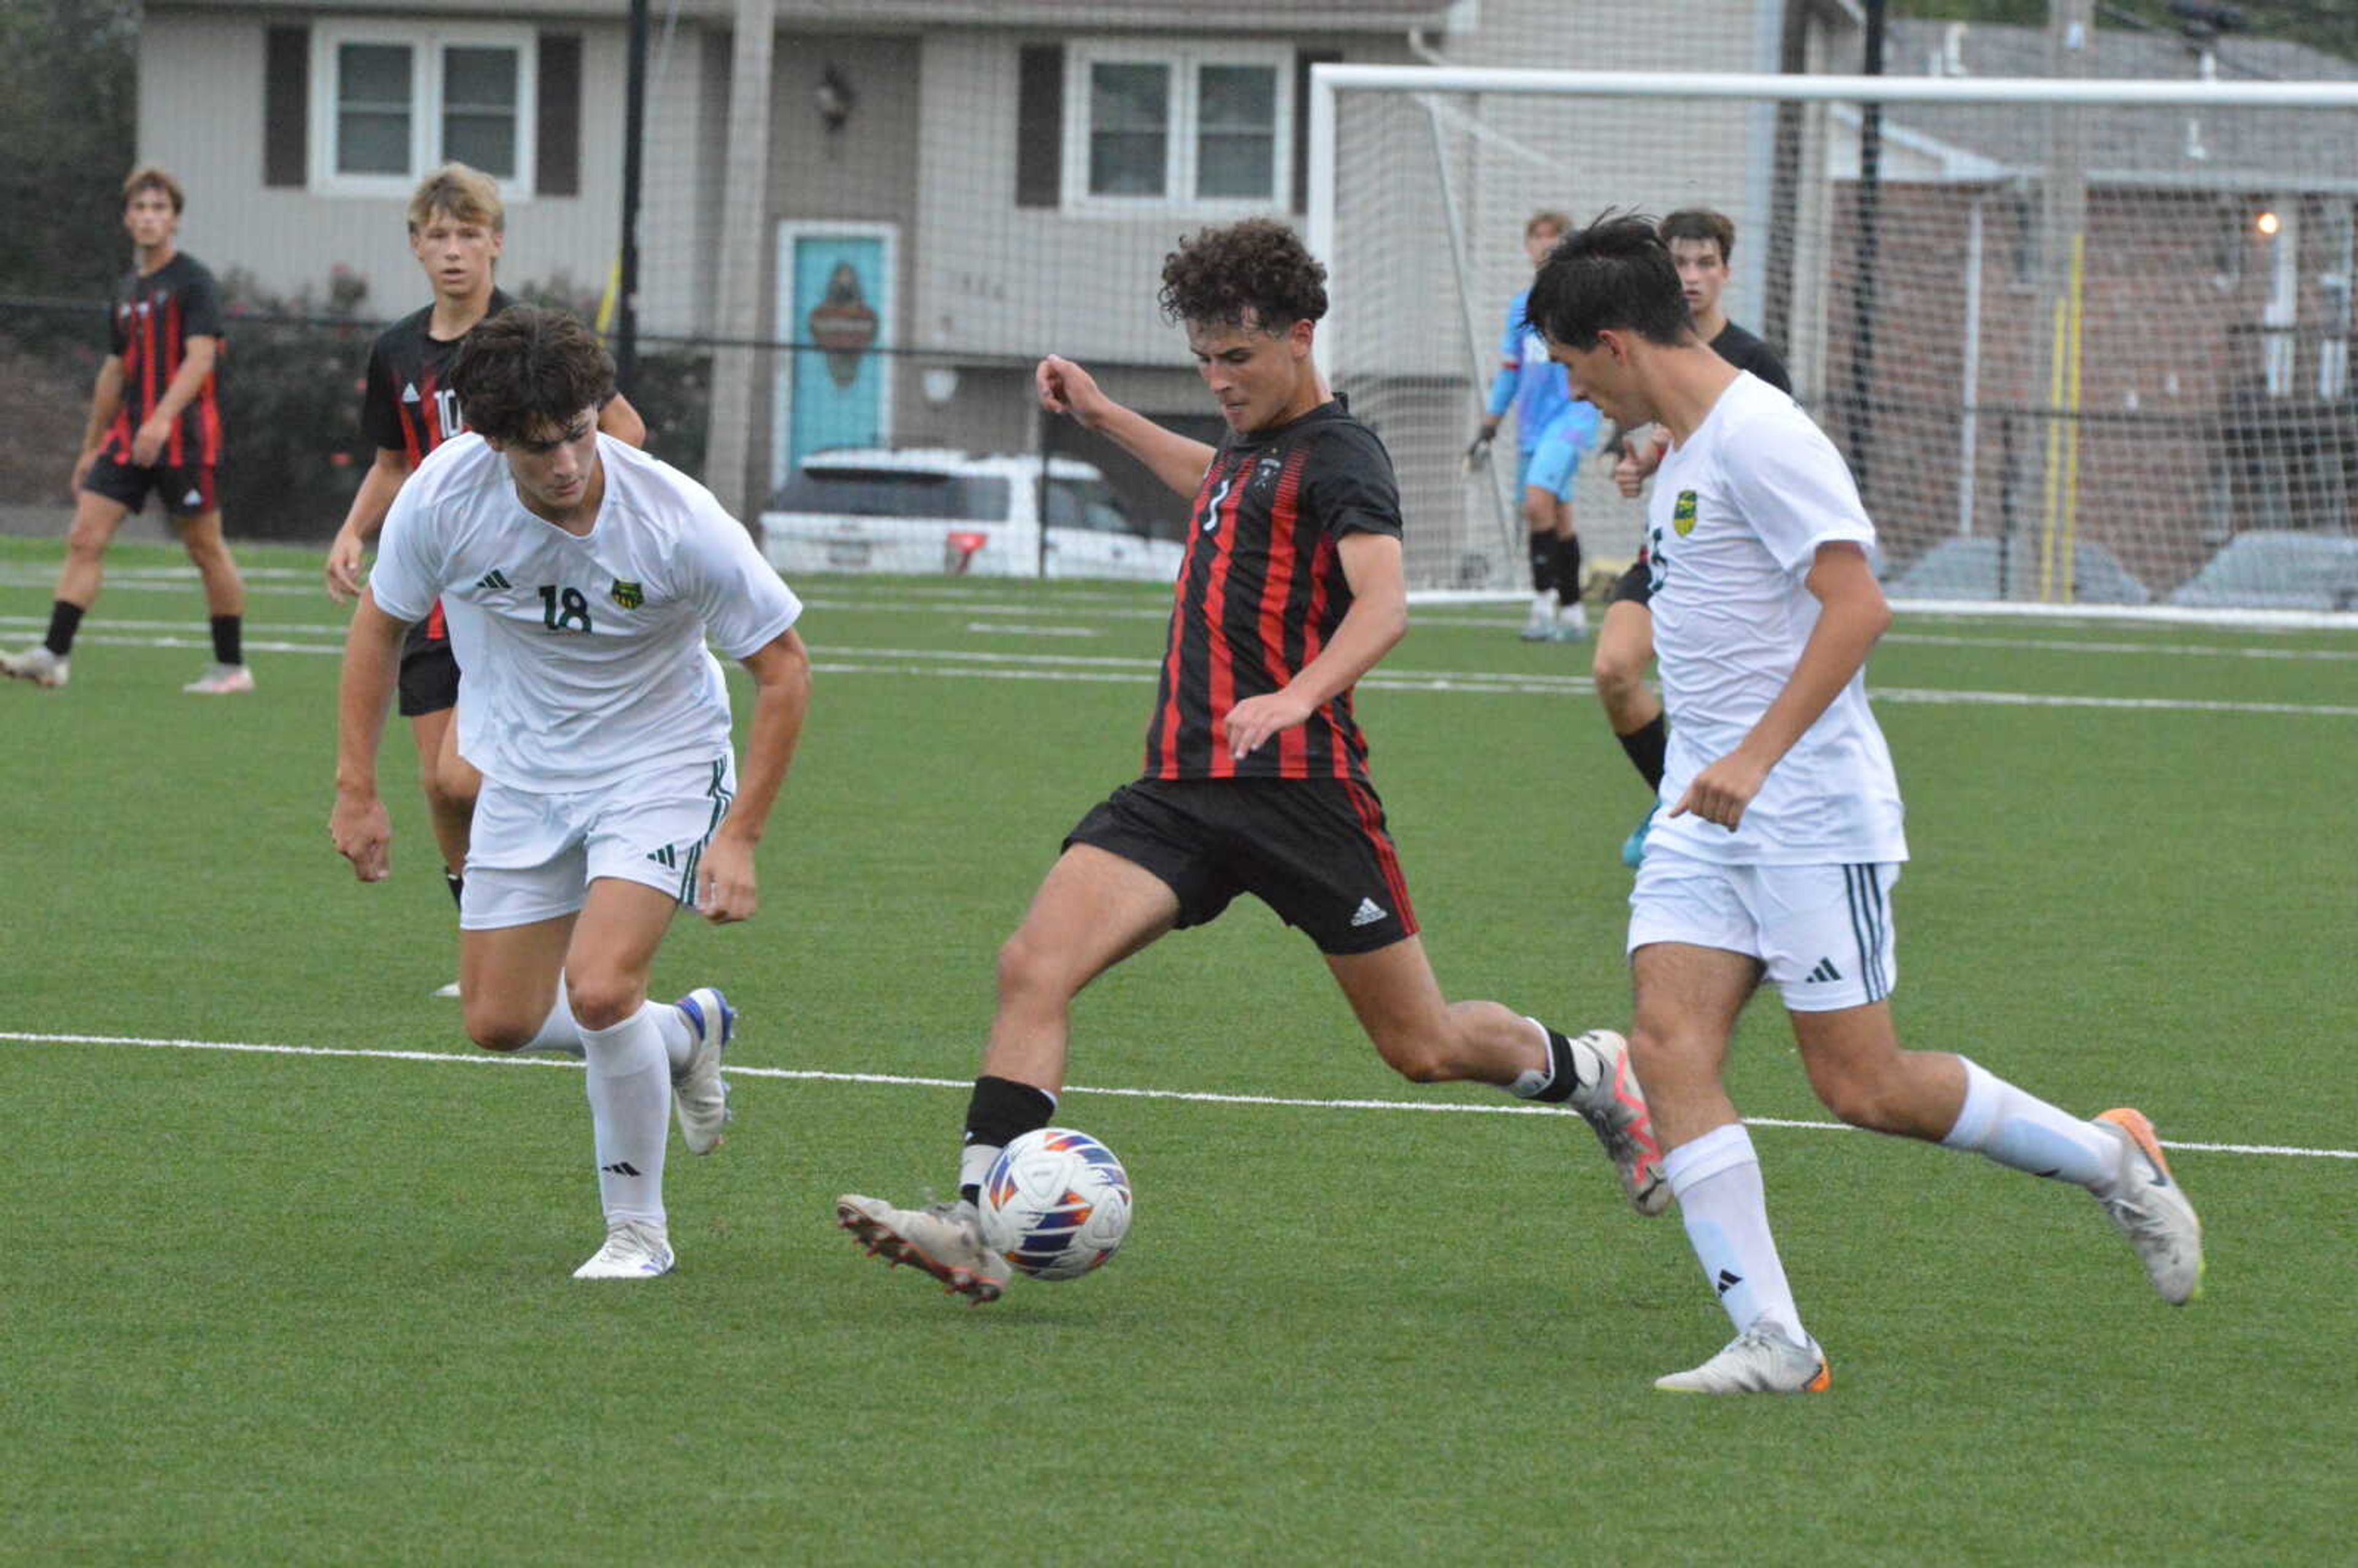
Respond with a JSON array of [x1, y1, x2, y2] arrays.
[[1307, 66, 2358, 623]]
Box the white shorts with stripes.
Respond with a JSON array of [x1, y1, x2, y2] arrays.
[[460, 753, 738, 931], [1627, 846, 1900, 1012]]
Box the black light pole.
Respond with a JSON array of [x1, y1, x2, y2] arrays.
[[1851, 0, 1887, 499], [616, 0, 648, 390]]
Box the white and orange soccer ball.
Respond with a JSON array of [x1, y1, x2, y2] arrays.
[[976, 1127, 1134, 1281]]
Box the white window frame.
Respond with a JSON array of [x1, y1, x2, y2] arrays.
[[1060, 40, 1293, 215], [309, 20, 539, 199]]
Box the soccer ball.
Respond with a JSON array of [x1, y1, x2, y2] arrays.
[[977, 1127, 1133, 1281]]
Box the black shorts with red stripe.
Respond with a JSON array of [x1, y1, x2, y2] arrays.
[[82, 455, 217, 518], [396, 600, 459, 717], [1065, 776, 1419, 955], [1609, 556, 1654, 608]]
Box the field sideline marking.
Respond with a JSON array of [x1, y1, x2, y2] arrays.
[[6, 1029, 2349, 1161], [26, 628, 2358, 717]]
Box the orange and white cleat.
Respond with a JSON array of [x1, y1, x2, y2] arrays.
[[2092, 1107, 2204, 1305]]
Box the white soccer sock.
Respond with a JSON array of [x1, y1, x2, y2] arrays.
[[1665, 1123, 1808, 1346], [652, 1001, 694, 1074], [580, 1004, 671, 1230], [1504, 1016, 1600, 1103], [523, 980, 584, 1059], [1941, 1057, 2117, 1189], [959, 1142, 1000, 1201]]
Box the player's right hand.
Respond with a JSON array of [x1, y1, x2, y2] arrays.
[[324, 530, 367, 604], [330, 793, 393, 882], [1463, 428, 1494, 470], [1613, 449, 1648, 499], [1036, 355, 1106, 428], [71, 449, 98, 491]]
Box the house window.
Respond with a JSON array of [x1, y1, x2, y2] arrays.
[[312, 23, 537, 196], [1065, 42, 1291, 211], [1088, 63, 1170, 197]]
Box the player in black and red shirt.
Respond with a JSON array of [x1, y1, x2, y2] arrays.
[[323, 165, 644, 979], [3, 166, 251, 694], [837, 220, 1668, 1303]]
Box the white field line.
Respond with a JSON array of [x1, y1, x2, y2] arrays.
[[4, 1028, 2348, 1160], [12, 575, 2358, 657], [12, 628, 2358, 716]]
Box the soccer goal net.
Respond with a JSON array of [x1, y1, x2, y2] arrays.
[[1309, 65, 2358, 617]]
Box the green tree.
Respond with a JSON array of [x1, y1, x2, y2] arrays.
[[0, 0, 139, 299]]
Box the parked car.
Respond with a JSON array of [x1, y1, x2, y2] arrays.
[[2165, 530, 2358, 613], [759, 448, 1184, 581]]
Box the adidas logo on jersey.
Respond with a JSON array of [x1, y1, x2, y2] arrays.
[[476, 569, 512, 591], [401, 381, 421, 403], [1805, 958, 1845, 984], [1349, 897, 1388, 928]]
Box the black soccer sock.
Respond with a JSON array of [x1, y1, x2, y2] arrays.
[[44, 600, 84, 658], [210, 615, 243, 667], [958, 1074, 1057, 1204], [1617, 714, 1668, 793], [1554, 535, 1584, 605], [1530, 1027, 1590, 1104], [1528, 532, 1555, 593], [445, 870, 465, 910]]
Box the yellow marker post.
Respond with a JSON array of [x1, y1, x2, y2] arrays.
[[2058, 232, 2086, 605]]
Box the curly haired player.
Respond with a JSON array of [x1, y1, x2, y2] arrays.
[[836, 219, 1665, 1302]]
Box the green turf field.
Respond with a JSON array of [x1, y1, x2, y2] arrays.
[[3, 536, 2353, 1564]]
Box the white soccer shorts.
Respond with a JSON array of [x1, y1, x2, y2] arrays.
[[460, 754, 739, 931], [1627, 845, 1900, 1012]]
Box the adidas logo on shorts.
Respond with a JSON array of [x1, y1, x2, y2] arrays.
[[1350, 897, 1388, 928]]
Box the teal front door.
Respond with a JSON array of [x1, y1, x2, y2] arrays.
[[786, 229, 892, 476]]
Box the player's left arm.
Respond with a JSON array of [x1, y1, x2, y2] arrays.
[[697, 627, 812, 923], [597, 392, 648, 448], [132, 335, 217, 466], [1671, 541, 1889, 829], [1224, 530, 1406, 760]]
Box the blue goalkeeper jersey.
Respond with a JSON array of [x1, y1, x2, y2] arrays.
[[1485, 285, 1576, 455]]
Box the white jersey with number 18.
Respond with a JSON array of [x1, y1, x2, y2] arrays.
[[1643, 372, 1908, 867], [370, 432, 802, 794]]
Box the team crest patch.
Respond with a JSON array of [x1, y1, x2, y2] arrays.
[[1673, 489, 1699, 537], [1247, 452, 1286, 499], [609, 578, 645, 610]]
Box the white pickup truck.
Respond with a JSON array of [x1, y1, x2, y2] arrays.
[[759, 448, 1185, 581]]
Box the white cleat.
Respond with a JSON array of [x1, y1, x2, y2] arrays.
[[1519, 589, 1558, 642], [2093, 1107, 2204, 1305], [835, 1194, 1010, 1305], [432, 981, 463, 999], [1656, 1321, 1832, 1395], [572, 1220, 675, 1279], [671, 987, 736, 1155], [1552, 600, 1590, 642], [1, 645, 69, 688], [1571, 1030, 1670, 1216], [182, 662, 255, 694]]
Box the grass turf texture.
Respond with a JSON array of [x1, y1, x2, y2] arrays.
[[3, 537, 2354, 1564]]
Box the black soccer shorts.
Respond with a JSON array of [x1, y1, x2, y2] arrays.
[[82, 455, 216, 518], [397, 608, 460, 718], [1065, 776, 1420, 955], [1609, 556, 1655, 608]]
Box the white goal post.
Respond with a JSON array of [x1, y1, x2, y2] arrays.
[[1307, 65, 2358, 621]]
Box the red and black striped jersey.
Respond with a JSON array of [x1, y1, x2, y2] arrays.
[[359, 290, 516, 465], [104, 252, 224, 468], [1143, 400, 1404, 783]]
